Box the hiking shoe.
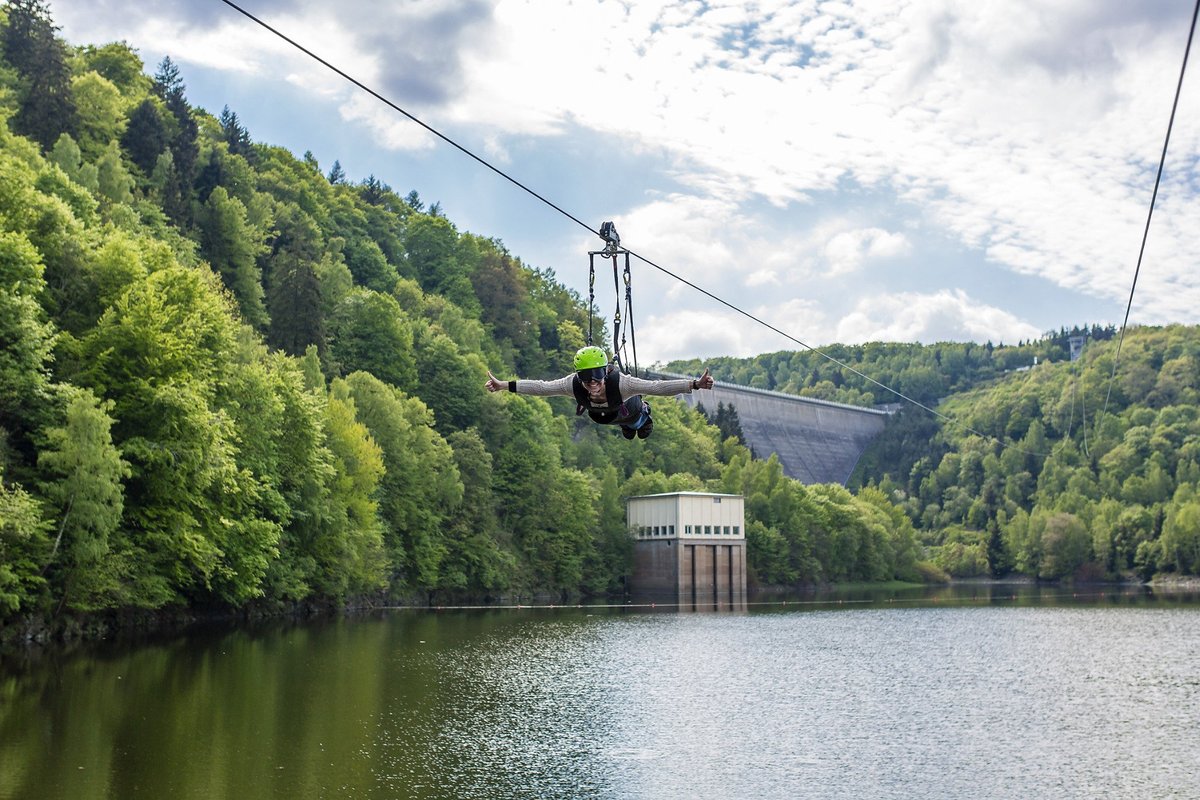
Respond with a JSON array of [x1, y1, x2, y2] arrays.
[[621, 425, 636, 439], [637, 415, 653, 439]]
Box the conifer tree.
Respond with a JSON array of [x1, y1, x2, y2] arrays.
[[196, 186, 267, 327], [153, 56, 198, 224], [2, 0, 78, 149], [266, 206, 327, 356], [120, 98, 167, 176], [361, 174, 388, 206], [219, 104, 253, 160], [327, 160, 346, 185]]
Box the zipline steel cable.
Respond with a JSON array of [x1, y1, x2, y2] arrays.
[[216, 0, 1195, 459], [1096, 0, 1200, 427]]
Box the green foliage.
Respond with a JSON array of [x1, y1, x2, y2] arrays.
[[196, 186, 267, 327], [0, 229, 55, 462], [94, 140, 134, 205], [414, 328, 482, 433], [930, 527, 990, 577], [440, 428, 515, 595], [17, 12, 1195, 631], [0, 466, 50, 613], [317, 386, 386, 596], [342, 235, 398, 294], [2, 0, 78, 150], [258, 352, 335, 601], [341, 372, 462, 594], [49, 133, 97, 192], [120, 98, 166, 175], [79, 267, 263, 605], [69, 70, 123, 158], [153, 57, 198, 225], [75, 41, 151, 100], [1160, 498, 1200, 575], [36, 385, 129, 609], [327, 289, 415, 390]]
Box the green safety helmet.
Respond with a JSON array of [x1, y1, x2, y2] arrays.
[[573, 346, 609, 372]]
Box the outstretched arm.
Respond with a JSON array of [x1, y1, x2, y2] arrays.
[[619, 368, 715, 397], [485, 370, 576, 397]]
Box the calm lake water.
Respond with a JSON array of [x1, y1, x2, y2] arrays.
[[2, 587, 1199, 799]]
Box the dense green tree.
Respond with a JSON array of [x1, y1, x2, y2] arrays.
[[360, 174, 389, 206], [327, 160, 345, 185], [414, 329, 481, 432], [80, 265, 278, 606], [95, 140, 134, 205], [580, 463, 633, 595], [196, 186, 267, 326], [265, 204, 326, 356], [317, 384, 386, 596], [712, 401, 748, 448], [1037, 512, 1090, 580], [69, 70, 124, 158], [469, 238, 530, 347], [342, 235, 398, 293], [148, 149, 185, 223], [932, 528, 990, 577], [36, 386, 129, 610], [441, 428, 515, 594], [478, 394, 597, 594], [48, 133, 98, 192], [121, 98, 166, 175], [0, 466, 51, 614], [405, 213, 478, 311], [0, 230, 56, 466], [327, 288, 416, 389], [153, 57, 198, 224], [259, 352, 335, 601], [75, 41, 151, 98], [1158, 497, 1200, 575], [268, 256, 325, 357], [219, 105, 253, 160], [86, 228, 152, 312], [342, 372, 462, 594], [2, 0, 77, 149]]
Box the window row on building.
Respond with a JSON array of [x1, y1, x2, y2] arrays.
[[635, 524, 742, 538]]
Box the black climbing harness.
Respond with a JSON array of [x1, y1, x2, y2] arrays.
[[587, 221, 639, 377]]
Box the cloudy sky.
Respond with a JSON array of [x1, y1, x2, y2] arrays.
[[53, 0, 1200, 364]]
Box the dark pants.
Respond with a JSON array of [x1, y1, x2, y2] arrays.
[[618, 398, 652, 438]]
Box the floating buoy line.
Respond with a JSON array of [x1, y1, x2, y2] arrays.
[[215, 0, 1199, 460]]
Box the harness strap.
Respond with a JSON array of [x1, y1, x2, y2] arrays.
[[572, 369, 638, 424]]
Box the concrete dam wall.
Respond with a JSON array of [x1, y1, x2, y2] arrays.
[[655, 373, 892, 485]]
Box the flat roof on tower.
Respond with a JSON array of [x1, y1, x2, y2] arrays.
[[628, 491, 743, 499]]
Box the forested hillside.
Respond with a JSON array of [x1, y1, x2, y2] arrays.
[[672, 324, 1200, 582], [0, 1, 927, 630]]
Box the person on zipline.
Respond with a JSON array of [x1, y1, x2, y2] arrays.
[[485, 346, 714, 439]]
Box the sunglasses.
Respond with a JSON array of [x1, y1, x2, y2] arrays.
[[577, 367, 607, 383]]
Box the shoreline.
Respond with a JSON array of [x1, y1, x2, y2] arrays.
[[4, 575, 1199, 661]]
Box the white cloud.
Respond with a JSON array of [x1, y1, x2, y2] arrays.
[[337, 94, 439, 152], [639, 299, 827, 364], [834, 289, 1043, 345], [456, 0, 1200, 317], [53, 0, 1200, 347], [745, 268, 779, 288], [823, 227, 912, 275]]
